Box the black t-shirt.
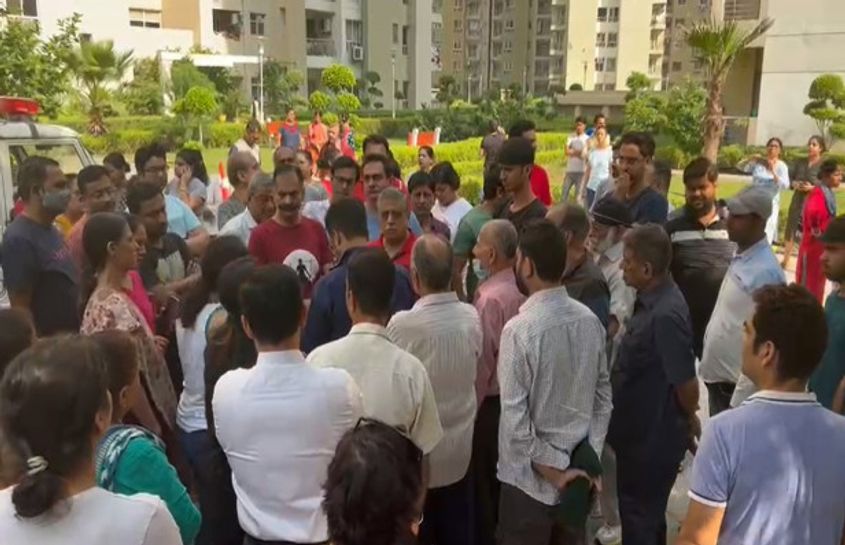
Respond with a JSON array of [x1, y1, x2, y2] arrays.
[[664, 207, 735, 358], [0, 215, 80, 336], [139, 233, 190, 290], [500, 198, 548, 235], [625, 187, 669, 225]]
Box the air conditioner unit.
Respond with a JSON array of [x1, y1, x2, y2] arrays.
[[352, 46, 364, 61], [321, 19, 333, 33]]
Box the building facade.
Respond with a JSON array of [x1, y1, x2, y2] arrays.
[[440, 0, 666, 98], [2, 0, 438, 110]]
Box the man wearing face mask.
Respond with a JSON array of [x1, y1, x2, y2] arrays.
[[1, 156, 80, 336], [470, 219, 524, 545], [301, 198, 415, 353]]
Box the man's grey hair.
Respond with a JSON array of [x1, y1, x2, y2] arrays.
[[481, 219, 518, 260], [248, 173, 275, 199], [412, 235, 454, 292], [377, 187, 407, 209]]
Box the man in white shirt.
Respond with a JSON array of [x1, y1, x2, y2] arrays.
[[563, 116, 589, 202], [213, 264, 362, 545], [497, 219, 611, 545], [307, 247, 443, 455], [219, 173, 276, 246], [229, 118, 262, 166], [388, 234, 482, 545]]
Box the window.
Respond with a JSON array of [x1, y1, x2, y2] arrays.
[[347, 19, 364, 45], [676, 17, 686, 26], [402, 26, 409, 54], [596, 32, 606, 47], [430, 22, 441, 45], [607, 32, 618, 47], [250, 12, 266, 36], [597, 7, 608, 21], [129, 8, 162, 28], [535, 39, 550, 57], [251, 77, 261, 100], [468, 43, 479, 58], [672, 61, 682, 71], [393, 23, 399, 44], [280, 7, 286, 26], [5, 0, 37, 17], [454, 19, 463, 32], [609, 7, 619, 22], [453, 39, 462, 51], [213, 9, 241, 37], [505, 19, 514, 31], [504, 60, 513, 72], [595, 57, 605, 71], [606, 57, 617, 71], [537, 18, 550, 34], [493, 20, 503, 35], [505, 0, 514, 8], [493, 41, 503, 55], [605, 83, 616, 91], [503, 39, 512, 52], [454, 0, 463, 8], [453, 60, 462, 71]]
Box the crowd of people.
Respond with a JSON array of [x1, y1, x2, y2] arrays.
[[0, 113, 843, 545]]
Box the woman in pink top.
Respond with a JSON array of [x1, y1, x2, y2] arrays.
[[80, 213, 177, 437], [126, 214, 156, 332]]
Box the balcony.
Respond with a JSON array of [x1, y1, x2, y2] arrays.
[[651, 13, 666, 27], [551, 17, 566, 31], [307, 38, 336, 56], [723, 0, 761, 21], [550, 41, 564, 55]]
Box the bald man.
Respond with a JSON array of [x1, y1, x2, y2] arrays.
[[273, 145, 296, 170], [368, 187, 416, 271], [547, 203, 611, 328], [471, 219, 525, 545], [219, 151, 260, 229], [388, 234, 482, 545]]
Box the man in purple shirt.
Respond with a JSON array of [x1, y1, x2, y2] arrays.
[[471, 219, 525, 545]]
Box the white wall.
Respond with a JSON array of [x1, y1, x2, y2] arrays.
[[754, 0, 845, 145], [37, 0, 194, 58]]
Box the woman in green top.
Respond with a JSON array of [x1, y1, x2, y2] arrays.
[[92, 330, 201, 545]]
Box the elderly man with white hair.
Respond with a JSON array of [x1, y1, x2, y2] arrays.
[[218, 173, 277, 246]]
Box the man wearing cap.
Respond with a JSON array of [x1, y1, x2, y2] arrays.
[[811, 215, 845, 412], [700, 186, 786, 413], [589, 198, 636, 355]]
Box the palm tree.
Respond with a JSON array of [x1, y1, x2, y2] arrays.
[[70, 40, 133, 135], [685, 17, 773, 162]]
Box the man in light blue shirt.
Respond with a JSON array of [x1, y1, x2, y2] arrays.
[[677, 283, 845, 545]]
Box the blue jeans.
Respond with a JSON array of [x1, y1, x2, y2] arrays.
[[586, 188, 597, 208]]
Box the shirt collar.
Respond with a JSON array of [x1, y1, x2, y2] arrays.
[[746, 390, 818, 405], [415, 291, 460, 308], [521, 286, 568, 313], [243, 209, 258, 228], [381, 231, 417, 260], [482, 267, 517, 288], [255, 350, 306, 366], [636, 277, 674, 309], [336, 246, 366, 268], [348, 322, 390, 340], [735, 237, 771, 262]]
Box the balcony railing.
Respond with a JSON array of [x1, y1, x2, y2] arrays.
[[307, 38, 336, 56], [723, 0, 761, 21]]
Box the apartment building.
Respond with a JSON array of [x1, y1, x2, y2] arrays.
[[2, 0, 438, 110], [440, 0, 666, 98]]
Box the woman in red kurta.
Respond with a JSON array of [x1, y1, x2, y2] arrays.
[[798, 159, 842, 301]]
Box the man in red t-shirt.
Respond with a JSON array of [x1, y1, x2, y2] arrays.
[[368, 187, 417, 271], [248, 164, 332, 299], [508, 119, 552, 206]]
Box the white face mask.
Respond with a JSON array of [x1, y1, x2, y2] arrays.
[[472, 258, 489, 282]]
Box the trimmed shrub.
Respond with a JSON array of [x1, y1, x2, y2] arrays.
[[207, 122, 244, 148]]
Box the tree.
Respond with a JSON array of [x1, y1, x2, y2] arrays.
[[189, 46, 241, 96], [569, 83, 583, 91], [265, 62, 305, 115], [664, 79, 707, 156], [171, 59, 215, 100], [357, 71, 383, 109], [804, 74, 845, 146], [173, 86, 218, 144], [686, 17, 774, 161], [0, 13, 80, 116], [120, 56, 163, 115], [625, 71, 653, 100], [336, 91, 361, 116], [624, 92, 668, 134], [435, 74, 460, 106], [69, 40, 133, 135], [321, 64, 356, 94], [308, 90, 332, 114]]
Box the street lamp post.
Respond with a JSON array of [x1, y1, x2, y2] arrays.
[[258, 41, 265, 122], [391, 48, 397, 119]]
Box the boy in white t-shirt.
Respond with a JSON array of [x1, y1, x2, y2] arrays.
[[563, 117, 589, 202]]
